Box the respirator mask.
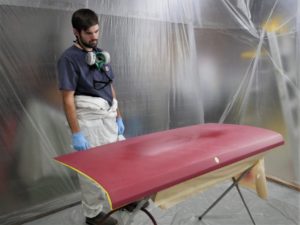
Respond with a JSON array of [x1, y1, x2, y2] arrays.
[[85, 51, 110, 71], [86, 50, 112, 90]]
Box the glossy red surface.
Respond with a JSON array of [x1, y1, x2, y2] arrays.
[[55, 123, 284, 209]]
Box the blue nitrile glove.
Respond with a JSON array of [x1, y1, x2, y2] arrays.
[[72, 131, 90, 151], [116, 117, 125, 135]]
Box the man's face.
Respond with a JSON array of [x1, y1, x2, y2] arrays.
[[77, 24, 99, 49]]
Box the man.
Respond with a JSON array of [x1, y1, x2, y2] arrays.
[[57, 8, 124, 225]]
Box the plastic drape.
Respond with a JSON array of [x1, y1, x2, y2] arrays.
[[0, 0, 299, 224]]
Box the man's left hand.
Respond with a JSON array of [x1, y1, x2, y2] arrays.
[[116, 117, 125, 135]]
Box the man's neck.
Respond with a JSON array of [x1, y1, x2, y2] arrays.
[[74, 41, 92, 52]]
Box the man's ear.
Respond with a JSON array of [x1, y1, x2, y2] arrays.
[[73, 28, 79, 37]]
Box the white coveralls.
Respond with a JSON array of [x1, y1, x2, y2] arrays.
[[75, 95, 119, 218]]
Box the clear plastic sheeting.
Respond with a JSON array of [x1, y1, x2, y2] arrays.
[[0, 0, 299, 224]]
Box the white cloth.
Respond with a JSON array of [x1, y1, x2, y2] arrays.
[[75, 95, 118, 147], [75, 95, 119, 217]]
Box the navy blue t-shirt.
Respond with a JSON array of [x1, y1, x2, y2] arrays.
[[57, 45, 114, 105]]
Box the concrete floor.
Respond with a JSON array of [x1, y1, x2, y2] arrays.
[[24, 181, 299, 225]]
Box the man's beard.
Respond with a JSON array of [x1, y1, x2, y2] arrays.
[[78, 36, 98, 49]]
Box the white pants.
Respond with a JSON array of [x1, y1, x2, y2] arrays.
[[75, 96, 118, 218]]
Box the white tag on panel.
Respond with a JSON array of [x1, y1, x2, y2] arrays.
[[214, 156, 220, 164]]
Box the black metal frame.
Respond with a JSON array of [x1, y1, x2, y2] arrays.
[[198, 166, 256, 225], [99, 200, 157, 225]]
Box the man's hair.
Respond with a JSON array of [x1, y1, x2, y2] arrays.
[[72, 8, 98, 32]]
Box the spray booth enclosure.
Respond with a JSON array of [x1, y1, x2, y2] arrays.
[[0, 0, 299, 224]]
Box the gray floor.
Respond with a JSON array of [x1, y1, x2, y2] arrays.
[[24, 181, 300, 225]]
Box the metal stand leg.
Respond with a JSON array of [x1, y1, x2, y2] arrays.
[[102, 199, 157, 225], [233, 177, 256, 225], [141, 208, 158, 225], [198, 180, 237, 220], [198, 166, 256, 225]]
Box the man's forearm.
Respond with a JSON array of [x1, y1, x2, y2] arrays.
[[111, 85, 122, 118], [62, 91, 80, 133]]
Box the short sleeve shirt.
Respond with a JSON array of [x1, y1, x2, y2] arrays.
[[57, 45, 115, 105]]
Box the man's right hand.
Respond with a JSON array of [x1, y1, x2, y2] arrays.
[[72, 131, 90, 151]]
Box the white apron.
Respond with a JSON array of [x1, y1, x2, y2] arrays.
[[75, 95, 118, 217]]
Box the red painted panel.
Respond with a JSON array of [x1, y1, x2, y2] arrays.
[[55, 123, 284, 209]]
